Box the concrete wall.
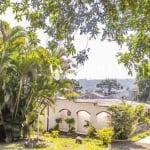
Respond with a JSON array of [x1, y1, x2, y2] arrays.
[[46, 99, 110, 134]]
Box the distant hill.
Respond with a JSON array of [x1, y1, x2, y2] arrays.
[[78, 79, 136, 91]]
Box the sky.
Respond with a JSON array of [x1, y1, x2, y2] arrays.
[[74, 34, 135, 79], [0, 10, 136, 80]]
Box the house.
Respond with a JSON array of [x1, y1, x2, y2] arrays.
[[45, 97, 150, 134]]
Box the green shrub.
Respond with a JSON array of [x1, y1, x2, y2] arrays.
[[86, 125, 96, 138], [51, 130, 59, 138], [130, 129, 150, 141], [97, 127, 114, 146], [53, 124, 59, 130], [109, 101, 146, 139], [65, 118, 75, 133], [43, 132, 50, 138], [84, 120, 96, 138], [54, 118, 63, 131]]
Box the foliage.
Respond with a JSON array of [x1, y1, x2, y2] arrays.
[[144, 117, 150, 128], [43, 132, 50, 138], [96, 79, 123, 96], [54, 118, 62, 130], [109, 101, 146, 139], [0, 20, 76, 142], [1, 0, 150, 76], [65, 117, 75, 134], [136, 77, 150, 101], [51, 130, 59, 138], [71, 79, 83, 94], [84, 120, 96, 138], [0, 136, 106, 149], [117, 32, 150, 77], [86, 126, 96, 138], [42, 136, 105, 150], [129, 129, 150, 142], [96, 127, 114, 146]]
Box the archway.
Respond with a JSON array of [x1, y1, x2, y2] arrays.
[[77, 110, 91, 134], [59, 109, 71, 132], [96, 111, 110, 129]]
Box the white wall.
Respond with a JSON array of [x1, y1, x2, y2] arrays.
[[46, 99, 110, 134]]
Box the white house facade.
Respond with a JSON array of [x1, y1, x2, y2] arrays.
[[45, 98, 150, 134]]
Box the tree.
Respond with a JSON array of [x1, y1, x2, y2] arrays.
[[0, 0, 150, 77], [71, 79, 82, 93], [0, 20, 75, 142], [96, 79, 123, 96], [65, 117, 75, 134], [109, 101, 146, 140], [136, 77, 150, 102], [54, 118, 63, 130]]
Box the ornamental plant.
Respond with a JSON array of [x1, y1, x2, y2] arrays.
[[109, 101, 146, 139], [97, 127, 114, 146]]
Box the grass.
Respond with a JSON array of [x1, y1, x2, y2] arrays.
[[43, 137, 105, 150], [0, 142, 25, 150], [0, 136, 106, 150], [129, 129, 150, 142]]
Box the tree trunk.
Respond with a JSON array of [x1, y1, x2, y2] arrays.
[[0, 125, 6, 142]]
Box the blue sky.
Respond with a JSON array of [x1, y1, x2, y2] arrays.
[[0, 10, 136, 79]]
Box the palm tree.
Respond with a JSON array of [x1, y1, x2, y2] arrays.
[[0, 20, 77, 142], [0, 21, 50, 141], [0, 20, 27, 142], [65, 117, 75, 134], [54, 118, 62, 130]]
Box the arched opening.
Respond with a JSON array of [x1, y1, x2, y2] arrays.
[[96, 111, 110, 129], [59, 109, 71, 132], [77, 110, 90, 134]]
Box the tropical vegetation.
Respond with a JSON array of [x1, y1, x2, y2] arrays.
[[109, 101, 146, 139], [0, 20, 76, 142], [97, 127, 114, 146], [0, 0, 150, 77], [136, 77, 150, 101], [0, 0, 150, 148], [0, 135, 106, 150], [130, 129, 150, 142], [65, 117, 75, 134]]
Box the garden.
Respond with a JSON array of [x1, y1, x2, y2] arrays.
[[0, 136, 106, 150], [0, 0, 150, 149]]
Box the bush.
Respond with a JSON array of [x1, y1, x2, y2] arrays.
[[51, 130, 59, 138], [84, 120, 96, 138], [65, 118, 75, 133], [96, 127, 114, 146], [86, 125, 96, 138], [109, 101, 146, 139], [130, 129, 150, 141], [43, 132, 50, 138]]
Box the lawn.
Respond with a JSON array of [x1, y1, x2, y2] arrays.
[[0, 137, 106, 150]]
